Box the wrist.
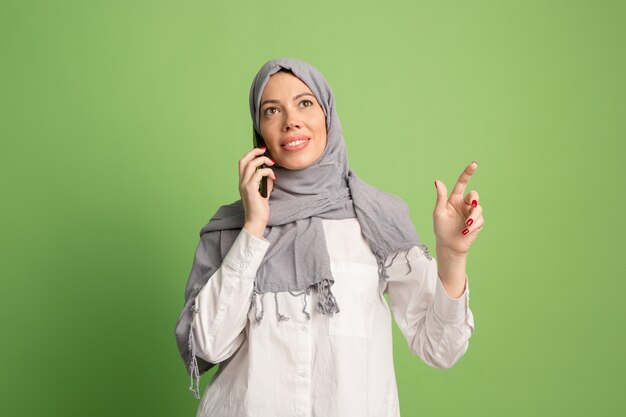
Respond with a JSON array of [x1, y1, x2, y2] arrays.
[[435, 244, 468, 263], [244, 222, 266, 240], [435, 246, 467, 298]]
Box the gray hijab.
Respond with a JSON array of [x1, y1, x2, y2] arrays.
[[174, 57, 430, 399]]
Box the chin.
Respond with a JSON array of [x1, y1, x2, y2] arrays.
[[278, 156, 316, 171]]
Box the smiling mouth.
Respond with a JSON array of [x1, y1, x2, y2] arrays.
[[282, 138, 310, 148]]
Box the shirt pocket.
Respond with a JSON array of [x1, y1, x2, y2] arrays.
[[327, 263, 380, 340]]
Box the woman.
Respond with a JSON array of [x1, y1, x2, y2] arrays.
[[174, 57, 483, 416]]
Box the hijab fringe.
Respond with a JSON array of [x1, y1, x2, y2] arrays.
[[376, 244, 432, 291], [377, 256, 391, 293], [251, 290, 265, 324], [419, 243, 433, 261], [253, 280, 341, 321], [187, 327, 201, 399], [405, 250, 413, 274], [302, 290, 311, 320], [316, 278, 341, 315], [274, 292, 290, 323], [253, 289, 315, 324], [251, 244, 431, 323], [289, 288, 311, 320]]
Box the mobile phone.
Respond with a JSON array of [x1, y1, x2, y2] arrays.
[[252, 128, 268, 198]]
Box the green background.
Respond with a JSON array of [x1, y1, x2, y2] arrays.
[[2, 0, 624, 416]]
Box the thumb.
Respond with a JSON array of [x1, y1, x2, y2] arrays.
[[434, 180, 447, 210]]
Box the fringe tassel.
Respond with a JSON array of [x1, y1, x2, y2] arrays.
[[251, 290, 265, 325], [254, 289, 314, 324], [404, 250, 413, 274], [274, 292, 290, 323], [302, 289, 311, 320], [187, 327, 201, 399], [385, 251, 400, 269], [377, 256, 390, 292], [316, 278, 340, 315], [289, 288, 311, 320], [380, 243, 432, 284]]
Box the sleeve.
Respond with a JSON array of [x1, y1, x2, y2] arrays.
[[191, 227, 271, 363], [384, 245, 475, 369]]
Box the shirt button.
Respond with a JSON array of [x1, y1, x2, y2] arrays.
[[239, 262, 245, 268], [300, 325, 307, 331], [244, 251, 252, 258], [298, 370, 307, 377]]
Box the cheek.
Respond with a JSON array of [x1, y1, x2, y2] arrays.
[[313, 112, 327, 142], [317, 127, 327, 146], [259, 121, 278, 143], [318, 124, 328, 148]]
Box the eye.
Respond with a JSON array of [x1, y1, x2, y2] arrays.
[[263, 107, 279, 116], [300, 99, 314, 108]]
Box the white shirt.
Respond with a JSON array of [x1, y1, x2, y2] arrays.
[[191, 217, 474, 417]]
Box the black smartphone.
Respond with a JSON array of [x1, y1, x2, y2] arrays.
[[252, 128, 268, 198]]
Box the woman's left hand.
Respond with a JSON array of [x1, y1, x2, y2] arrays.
[[433, 161, 484, 256]]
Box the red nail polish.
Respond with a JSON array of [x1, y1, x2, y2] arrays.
[[269, 158, 275, 164], [462, 228, 469, 235], [471, 200, 477, 207], [259, 146, 266, 151], [466, 218, 473, 226]]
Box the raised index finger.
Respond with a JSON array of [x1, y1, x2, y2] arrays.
[[449, 161, 478, 198]]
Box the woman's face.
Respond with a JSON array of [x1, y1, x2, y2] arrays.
[[259, 71, 327, 170]]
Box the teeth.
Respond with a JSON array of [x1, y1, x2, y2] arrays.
[[285, 139, 307, 147]]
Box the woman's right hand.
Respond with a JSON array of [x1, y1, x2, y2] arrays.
[[239, 146, 276, 239]]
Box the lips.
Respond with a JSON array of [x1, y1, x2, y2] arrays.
[[281, 136, 310, 146]]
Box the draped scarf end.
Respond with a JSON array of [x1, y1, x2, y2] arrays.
[[187, 328, 201, 399], [251, 290, 266, 324], [316, 278, 341, 315], [252, 287, 315, 324], [419, 243, 432, 261]]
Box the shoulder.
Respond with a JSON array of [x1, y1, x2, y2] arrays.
[[199, 199, 244, 235]]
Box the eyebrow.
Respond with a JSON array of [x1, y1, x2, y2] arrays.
[[260, 92, 315, 108]]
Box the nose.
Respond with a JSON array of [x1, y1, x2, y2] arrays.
[[281, 108, 301, 131]]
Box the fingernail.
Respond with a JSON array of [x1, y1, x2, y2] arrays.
[[259, 146, 266, 151], [269, 158, 275, 164], [466, 218, 473, 226], [462, 228, 469, 235], [471, 200, 477, 207], [472, 160, 478, 165], [434, 181, 437, 189]]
